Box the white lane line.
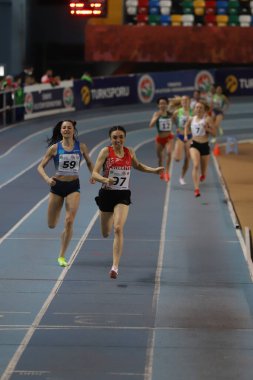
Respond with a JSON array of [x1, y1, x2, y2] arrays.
[[0, 129, 152, 248], [0, 159, 42, 190], [0, 211, 99, 380], [0, 113, 150, 159], [0, 138, 104, 246], [0, 195, 49, 246], [53, 312, 143, 316], [0, 311, 31, 314], [0, 136, 155, 380], [109, 373, 145, 376], [144, 161, 174, 380], [0, 133, 48, 159], [0, 123, 150, 190], [12, 371, 50, 376]]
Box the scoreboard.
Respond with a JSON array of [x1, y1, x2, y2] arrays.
[[69, 1, 107, 17]]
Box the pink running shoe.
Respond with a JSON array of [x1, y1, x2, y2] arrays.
[[194, 189, 201, 197], [200, 175, 206, 182], [164, 172, 170, 182], [110, 266, 118, 279]]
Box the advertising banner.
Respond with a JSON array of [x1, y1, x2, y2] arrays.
[[24, 80, 75, 120], [136, 70, 215, 104], [215, 68, 253, 97], [74, 75, 138, 110]]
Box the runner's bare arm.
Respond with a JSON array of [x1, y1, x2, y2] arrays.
[[149, 111, 161, 129], [37, 145, 57, 185], [129, 148, 164, 174], [80, 142, 94, 174], [92, 147, 114, 185], [184, 118, 192, 141]]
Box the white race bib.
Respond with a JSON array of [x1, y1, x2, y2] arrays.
[[158, 118, 172, 132], [107, 168, 130, 190], [191, 118, 206, 137], [58, 153, 80, 174]]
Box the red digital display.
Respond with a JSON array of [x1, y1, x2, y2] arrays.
[[69, 1, 107, 17]]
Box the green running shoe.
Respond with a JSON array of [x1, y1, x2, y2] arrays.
[[58, 257, 68, 267]]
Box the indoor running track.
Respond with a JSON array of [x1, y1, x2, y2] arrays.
[[0, 101, 253, 380]]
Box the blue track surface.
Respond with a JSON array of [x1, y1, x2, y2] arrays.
[[0, 100, 253, 380]]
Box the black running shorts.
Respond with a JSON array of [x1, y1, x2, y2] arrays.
[[95, 188, 131, 212], [50, 178, 80, 198], [190, 140, 210, 156]]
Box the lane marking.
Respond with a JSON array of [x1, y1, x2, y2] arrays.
[[0, 136, 156, 380], [0, 211, 99, 380], [109, 373, 145, 376], [0, 129, 153, 247], [53, 312, 143, 316], [0, 137, 108, 246], [0, 124, 151, 190], [0, 113, 150, 159], [0, 159, 42, 190], [0, 195, 49, 246], [144, 162, 174, 380], [1, 324, 253, 331], [12, 371, 50, 376]]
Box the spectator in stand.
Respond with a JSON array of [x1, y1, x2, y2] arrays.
[[41, 69, 60, 86], [81, 72, 93, 85], [18, 64, 34, 87], [14, 77, 25, 122], [41, 69, 53, 84], [2, 75, 16, 124]]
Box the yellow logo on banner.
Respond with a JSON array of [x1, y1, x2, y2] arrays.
[[81, 86, 91, 105], [225, 75, 238, 93]]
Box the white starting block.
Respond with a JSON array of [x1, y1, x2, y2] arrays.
[[226, 136, 238, 154]]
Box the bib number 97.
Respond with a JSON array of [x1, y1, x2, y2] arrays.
[[113, 176, 126, 186]]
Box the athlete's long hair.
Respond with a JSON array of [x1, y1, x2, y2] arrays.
[[47, 120, 78, 147]]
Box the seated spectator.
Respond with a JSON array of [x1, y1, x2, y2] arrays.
[[41, 69, 54, 84], [17, 64, 34, 87], [81, 71, 93, 84], [41, 69, 60, 86], [2, 75, 15, 124]]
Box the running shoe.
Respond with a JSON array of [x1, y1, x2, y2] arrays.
[[110, 266, 118, 279], [58, 257, 68, 267], [160, 172, 164, 180], [179, 177, 186, 185], [200, 175, 206, 182], [164, 172, 170, 182], [194, 189, 201, 197]]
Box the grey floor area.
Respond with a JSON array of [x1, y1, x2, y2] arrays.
[[0, 102, 253, 380]]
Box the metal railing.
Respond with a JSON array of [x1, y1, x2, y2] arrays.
[[0, 88, 24, 127]]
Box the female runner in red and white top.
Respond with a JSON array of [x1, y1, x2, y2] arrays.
[[92, 126, 164, 279]]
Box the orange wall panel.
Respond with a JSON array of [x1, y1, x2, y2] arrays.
[[85, 25, 253, 64]]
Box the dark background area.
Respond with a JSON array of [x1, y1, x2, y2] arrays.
[[1, 0, 252, 81]]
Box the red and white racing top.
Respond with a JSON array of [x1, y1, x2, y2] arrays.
[[102, 146, 132, 190]]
